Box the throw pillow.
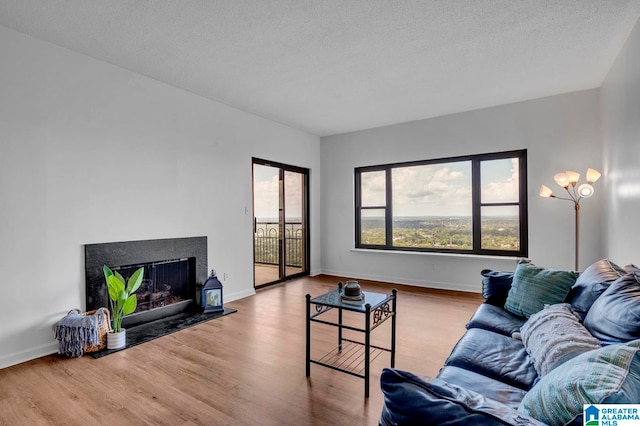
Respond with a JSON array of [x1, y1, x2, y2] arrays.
[[380, 368, 544, 425], [519, 340, 640, 426], [583, 272, 640, 344], [504, 260, 578, 319], [520, 303, 601, 376], [480, 269, 514, 306], [566, 258, 625, 319]]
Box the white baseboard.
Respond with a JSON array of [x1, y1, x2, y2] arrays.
[[0, 341, 59, 370], [319, 268, 480, 294], [225, 288, 256, 303], [309, 268, 322, 277]]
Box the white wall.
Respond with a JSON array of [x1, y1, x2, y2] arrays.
[[0, 25, 321, 368], [320, 90, 604, 292], [601, 18, 640, 265]]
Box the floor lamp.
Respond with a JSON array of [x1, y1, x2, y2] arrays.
[[539, 168, 601, 271]]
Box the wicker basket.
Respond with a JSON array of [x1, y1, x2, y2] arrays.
[[67, 307, 112, 353]]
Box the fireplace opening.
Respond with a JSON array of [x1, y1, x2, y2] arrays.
[[111, 257, 196, 328], [113, 258, 193, 314]]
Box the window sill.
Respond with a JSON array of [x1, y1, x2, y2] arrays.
[[349, 248, 521, 261]]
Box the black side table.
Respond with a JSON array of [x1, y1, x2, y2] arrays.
[[306, 282, 397, 397]]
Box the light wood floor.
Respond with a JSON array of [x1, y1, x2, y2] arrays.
[[254, 263, 303, 287], [0, 275, 483, 426]]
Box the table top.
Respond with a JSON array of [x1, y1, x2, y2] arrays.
[[310, 288, 393, 313]]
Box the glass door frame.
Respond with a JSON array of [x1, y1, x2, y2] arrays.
[[252, 157, 310, 288]]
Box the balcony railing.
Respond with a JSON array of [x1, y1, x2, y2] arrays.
[[254, 221, 303, 267]]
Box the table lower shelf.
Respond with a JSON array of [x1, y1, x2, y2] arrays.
[[310, 339, 388, 378]]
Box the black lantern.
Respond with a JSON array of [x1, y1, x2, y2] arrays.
[[201, 269, 223, 313]]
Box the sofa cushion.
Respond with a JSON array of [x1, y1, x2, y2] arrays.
[[519, 340, 640, 426], [444, 328, 538, 390], [437, 366, 528, 409], [583, 272, 640, 344], [480, 269, 514, 306], [466, 303, 526, 336], [520, 303, 601, 376], [566, 258, 625, 319], [504, 260, 578, 319], [380, 368, 545, 426]]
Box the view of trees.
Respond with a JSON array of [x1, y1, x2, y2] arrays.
[[361, 216, 519, 251]]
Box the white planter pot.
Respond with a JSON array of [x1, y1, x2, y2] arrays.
[[107, 329, 126, 350]]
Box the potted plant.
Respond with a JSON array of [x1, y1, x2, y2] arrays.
[[103, 265, 144, 349]]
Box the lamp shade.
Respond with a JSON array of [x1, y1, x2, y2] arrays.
[[586, 168, 601, 183], [554, 172, 570, 187], [578, 183, 594, 198], [539, 184, 553, 198], [565, 171, 580, 184]]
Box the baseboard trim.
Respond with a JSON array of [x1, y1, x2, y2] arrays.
[[0, 341, 58, 370], [225, 288, 256, 303], [309, 268, 322, 277], [319, 268, 480, 294]]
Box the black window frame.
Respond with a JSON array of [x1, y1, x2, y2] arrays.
[[355, 149, 528, 257]]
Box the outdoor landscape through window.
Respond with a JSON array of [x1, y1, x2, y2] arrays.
[[360, 216, 520, 251], [356, 150, 526, 256]]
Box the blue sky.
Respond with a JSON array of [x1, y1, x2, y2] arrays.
[[253, 164, 303, 220], [254, 158, 519, 220], [362, 158, 519, 216]]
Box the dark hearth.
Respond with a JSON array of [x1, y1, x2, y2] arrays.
[[90, 306, 237, 358]]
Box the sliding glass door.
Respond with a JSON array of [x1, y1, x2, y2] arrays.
[[253, 158, 309, 287]]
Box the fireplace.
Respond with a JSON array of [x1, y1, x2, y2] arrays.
[[85, 237, 207, 328], [113, 257, 193, 311]]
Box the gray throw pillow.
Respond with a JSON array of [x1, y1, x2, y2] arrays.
[[520, 303, 601, 377]]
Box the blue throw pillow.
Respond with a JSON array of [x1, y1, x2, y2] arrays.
[[380, 368, 544, 425], [504, 260, 578, 319], [566, 258, 625, 319], [481, 269, 514, 306], [519, 340, 640, 426], [583, 272, 640, 344]]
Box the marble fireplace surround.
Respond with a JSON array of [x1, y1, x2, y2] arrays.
[[84, 236, 208, 328]]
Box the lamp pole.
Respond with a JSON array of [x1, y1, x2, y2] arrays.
[[550, 190, 582, 271], [539, 168, 600, 272], [574, 201, 580, 272]]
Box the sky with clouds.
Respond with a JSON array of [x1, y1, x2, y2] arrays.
[[253, 158, 519, 220], [361, 158, 519, 217], [253, 164, 303, 220]]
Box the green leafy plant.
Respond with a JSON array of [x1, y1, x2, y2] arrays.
[[103, 265, 144, 333]]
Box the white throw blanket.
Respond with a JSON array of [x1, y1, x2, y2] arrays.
[[519, 303, 601, 376]]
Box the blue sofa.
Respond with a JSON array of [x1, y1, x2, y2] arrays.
[[380, 259, 640, 426]]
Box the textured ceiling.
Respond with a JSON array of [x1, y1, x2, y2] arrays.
[[1, 1, 639, 136]]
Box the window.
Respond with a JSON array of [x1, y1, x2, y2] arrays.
[[355, 150, 527, 257]]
